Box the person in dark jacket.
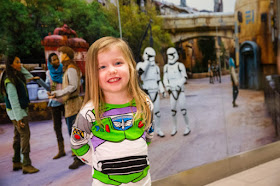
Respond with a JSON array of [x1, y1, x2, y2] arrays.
[[46, 53, 66, 159], [0, 54, 39, 174]]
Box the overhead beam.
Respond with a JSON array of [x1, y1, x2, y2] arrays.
[[160, 12, 235, 42], [170, 30, 235, 43]]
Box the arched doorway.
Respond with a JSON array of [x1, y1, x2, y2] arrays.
[[239, 41, 261, 89]]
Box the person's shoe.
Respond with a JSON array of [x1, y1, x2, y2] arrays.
[[232, 101, 238, 107], [22, 165, 39, 174], [13, 162, 22, 171], [157, 130, 165, 137], [183, 128, 191, 136], [53, 151, 66, 159], [53, 141, 66, 159], [171, 128, 177, 136], [69, 158, 85, 169]]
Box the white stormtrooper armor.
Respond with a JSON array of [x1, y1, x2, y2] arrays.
[[163, 47, 190, 136], [136, 47, 165, 137]]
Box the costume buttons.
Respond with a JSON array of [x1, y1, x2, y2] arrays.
[[138, 121, 144, 128], [74, 134, 80, 140], [105, 125, 110, 132]]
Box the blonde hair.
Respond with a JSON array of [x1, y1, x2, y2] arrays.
[[83, 36, 152, 129]]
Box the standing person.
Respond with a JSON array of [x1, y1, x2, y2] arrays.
[[136, 47, 165, 137], [208, 60, 214, 84], [211, 61, 216, 82], [229, 56, 239, 107], [0, 55, 39, 174], [48, 46, 84, 169], [216, 61, 221, 83], [70, 37, 154, 185], [46, 53, 65, 159], [163, 47, 191, 136]]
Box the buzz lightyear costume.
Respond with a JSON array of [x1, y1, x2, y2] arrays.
[[163, 47, 191, 136], [70, 99, 154, 185], [136, 47, 165, 137]]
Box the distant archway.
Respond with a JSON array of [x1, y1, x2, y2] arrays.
[[161, 13, 235, 43]]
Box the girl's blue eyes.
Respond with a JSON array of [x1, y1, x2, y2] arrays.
[[98, 62, 122, 70]]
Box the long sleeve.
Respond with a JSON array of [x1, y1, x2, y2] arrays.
[[163, 65, 169, 90], [45, 71, 51, 89], [145, 98, 154, 145], [136, 60, 150, 77], [145, 116, 154, 145], [6, 83, 27, 121], [21, 66, 33, 80], [70, 113, 93, 165], [52, 68, 78, 98], [36, 78, 50, 91]]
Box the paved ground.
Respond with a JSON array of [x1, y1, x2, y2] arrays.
[[206, 157, 280, 186], [0, 75, 277, 186]]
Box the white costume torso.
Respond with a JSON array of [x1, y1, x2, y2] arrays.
[[140, 64, 160, 92], [163, 62, 187, 91]]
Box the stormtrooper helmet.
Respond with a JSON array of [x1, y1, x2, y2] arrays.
[[167, 47, 179, 64], [143, 47, 156, 65]]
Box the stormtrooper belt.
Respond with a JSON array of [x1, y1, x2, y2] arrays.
[[98, 155, 148, 175]]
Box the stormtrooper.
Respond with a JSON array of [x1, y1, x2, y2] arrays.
[[136, 47, 166, 137], [163, 47, 191, 136]]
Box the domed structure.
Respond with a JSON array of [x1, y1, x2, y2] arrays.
[[41, 24, 89, 75]]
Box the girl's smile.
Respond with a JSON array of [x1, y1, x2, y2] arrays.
[[108, 77, 121, 83]]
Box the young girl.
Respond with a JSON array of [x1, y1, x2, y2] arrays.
[[70, 37, 154, 185]]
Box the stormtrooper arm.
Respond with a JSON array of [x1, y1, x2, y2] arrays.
[[159, 81, 166, 97], [136, 61, 150, 76], [156, 66, 165, 95], [163, 65, 170, 91], [70, 112, 94, 166], [177, 63, 188, 87]]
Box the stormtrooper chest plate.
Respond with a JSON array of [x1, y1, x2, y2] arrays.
[[167, 64, 181, 80], [142, 65, 159, 90], [143, 66, 158, 81]]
